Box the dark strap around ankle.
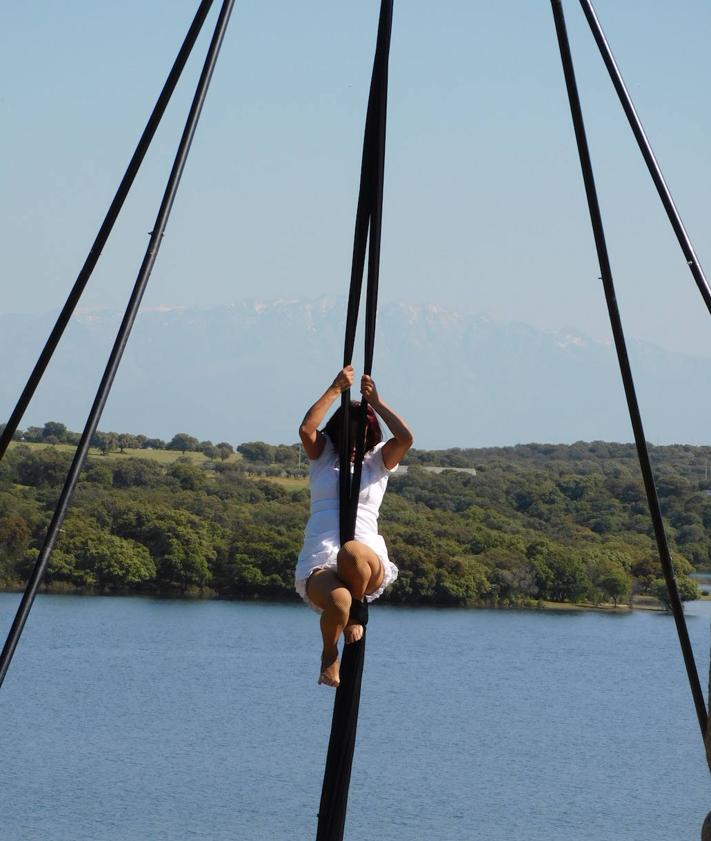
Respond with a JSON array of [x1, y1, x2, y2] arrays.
[[349, 598, 369, 627]]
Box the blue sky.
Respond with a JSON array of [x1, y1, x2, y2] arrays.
[[2, 1, 710, 356]]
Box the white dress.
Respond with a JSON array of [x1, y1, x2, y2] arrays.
[[295, 437, 399, 612]]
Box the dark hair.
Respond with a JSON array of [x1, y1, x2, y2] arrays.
[[323, 401, 382, 454]]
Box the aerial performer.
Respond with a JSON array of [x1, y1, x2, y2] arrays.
[[296, 365, 414, 688]]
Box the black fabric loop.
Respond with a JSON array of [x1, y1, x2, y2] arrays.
[[348, 598, 369, 628]]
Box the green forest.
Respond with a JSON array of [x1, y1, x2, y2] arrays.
[[0, 422, 708, 609]]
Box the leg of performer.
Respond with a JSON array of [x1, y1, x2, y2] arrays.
[[306, 569, 352, 688], [336, 540, 384, 644]]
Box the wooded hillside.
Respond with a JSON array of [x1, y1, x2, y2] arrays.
[[0, 423, 706, 607]]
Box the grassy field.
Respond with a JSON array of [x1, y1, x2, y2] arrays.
[[5, 441, 309, 488], [7, 440, 242, 467], [264, 476, 308, 490]]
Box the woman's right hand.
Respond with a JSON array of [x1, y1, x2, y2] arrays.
[[331, 365, 354, 393], [300, 366, 355, 461]]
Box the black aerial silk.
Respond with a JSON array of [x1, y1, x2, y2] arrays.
[[316, 3, 394, 840]]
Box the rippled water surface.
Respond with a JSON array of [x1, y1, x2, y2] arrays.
[[1, 594, 709, 840]]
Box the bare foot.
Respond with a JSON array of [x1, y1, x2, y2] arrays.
[[343, 621, 363, 644], [318, 645, 340, 688]]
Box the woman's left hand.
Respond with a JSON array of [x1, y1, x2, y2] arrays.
[[361, 374, 381, 407], [361, 377, 414, 468]]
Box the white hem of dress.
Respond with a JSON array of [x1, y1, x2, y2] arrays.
[[295, 556, 398, 614]]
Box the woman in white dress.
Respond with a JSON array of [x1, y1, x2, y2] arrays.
[[297, 366, 414, 688]]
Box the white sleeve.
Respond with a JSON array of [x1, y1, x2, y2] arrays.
[[311, 433, 336, 467], [368, 440, 399, 479]]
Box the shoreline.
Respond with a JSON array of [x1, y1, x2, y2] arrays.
[[0, 584, 671, 613]]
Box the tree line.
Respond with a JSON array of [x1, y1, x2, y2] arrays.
[[3, 420, 237, 460], [0, 427, 707, 608]]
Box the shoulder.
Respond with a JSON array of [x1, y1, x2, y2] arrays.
[[311, 433, 337, 466], [365, 440, 399, 476]]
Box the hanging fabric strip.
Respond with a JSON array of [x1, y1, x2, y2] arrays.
[[317, 3, 394, 841]]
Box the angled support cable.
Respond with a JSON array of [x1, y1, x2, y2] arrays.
[[318, 3, 393, 840], [577, 0, 711, 315], [707, 664, 711, 773], [550, 0, 707, 739], [0, 0, 215, 463], [0, 0, 236, 690]]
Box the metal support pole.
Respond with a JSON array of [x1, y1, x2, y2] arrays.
[[550, 0, 707, 739], [0, 0, 236, 689], [706, 655, 711, 834], [577, 0, 711, 314], [0, 0, 215, 462]]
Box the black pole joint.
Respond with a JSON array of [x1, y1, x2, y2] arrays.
[[577, 0, 711, 314]]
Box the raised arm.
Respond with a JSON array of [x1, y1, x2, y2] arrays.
[[361, 375, 414, 470], [299, 366, 354, 460]]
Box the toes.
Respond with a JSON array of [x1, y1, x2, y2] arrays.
[[344, 623, 363, 644], [319, 649, 340, 687]]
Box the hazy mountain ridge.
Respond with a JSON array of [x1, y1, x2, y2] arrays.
[[2, 298, 709, 448]]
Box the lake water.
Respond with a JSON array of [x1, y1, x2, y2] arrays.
[[0, 593, 709, 841]]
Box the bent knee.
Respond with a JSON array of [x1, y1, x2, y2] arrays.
[[328, 587, 352, 621], [337, 540, 360, 561], [337, 550, 370, 584], [337, 540, 371, 568]]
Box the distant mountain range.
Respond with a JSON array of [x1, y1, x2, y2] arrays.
[[2, 298, 710, 448]]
